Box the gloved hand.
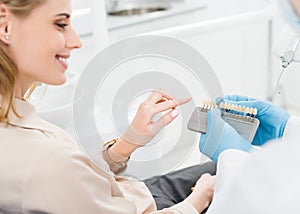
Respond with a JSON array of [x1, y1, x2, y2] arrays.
[[218, 95, 290, 145], [199, 109, 253, 162], [122, 89, 191, 147]]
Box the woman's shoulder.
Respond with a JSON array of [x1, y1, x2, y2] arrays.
[[0, 119, 77, 145], [0, 123, 77, 159]]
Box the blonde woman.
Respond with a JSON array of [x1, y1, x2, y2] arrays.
[[0, 0, 216, 213]]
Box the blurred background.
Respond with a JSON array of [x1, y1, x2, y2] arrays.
[[70, 0, 296, 105]]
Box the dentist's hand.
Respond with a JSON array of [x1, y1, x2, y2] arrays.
[[111, 90, 191, 158], [199, 109, 253, 162], [219, 95, 290, 145]]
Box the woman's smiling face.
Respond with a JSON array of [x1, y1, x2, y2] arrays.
[[5, 0, 82, 87]]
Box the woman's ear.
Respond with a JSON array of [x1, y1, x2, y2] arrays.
[[0, 3, 11, 44]]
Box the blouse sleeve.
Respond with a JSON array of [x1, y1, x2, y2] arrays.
[[22, 144, 199, 214], [22, 145, 137, 214]]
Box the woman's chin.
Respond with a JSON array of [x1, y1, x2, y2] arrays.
[[44, 76, 67, 86]]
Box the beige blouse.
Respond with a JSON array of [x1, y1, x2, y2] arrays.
[[0, 99, 197, 214]]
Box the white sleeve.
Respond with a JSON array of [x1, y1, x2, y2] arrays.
[[283, 116, 300, 139], [205, 149, 251, 213], [206, 120, 300, 213]]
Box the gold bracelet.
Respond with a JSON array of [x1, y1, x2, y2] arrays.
[[104, 138, 130, 164], [103, 138, 130, 174], [104, 138, 118, 148]]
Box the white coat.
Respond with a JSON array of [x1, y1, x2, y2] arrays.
[[206, 116, 300, 213]]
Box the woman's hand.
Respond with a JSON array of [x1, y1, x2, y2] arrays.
[[111, 89, 191, 158], [186, 173, 216, 213]]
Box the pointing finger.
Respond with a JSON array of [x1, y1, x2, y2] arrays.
[[154, 97, 192, 113]]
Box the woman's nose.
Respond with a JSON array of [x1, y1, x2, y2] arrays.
[[66, 27, 83, 50]]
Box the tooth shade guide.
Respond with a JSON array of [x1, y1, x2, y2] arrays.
[[201, 100, 258, 119], [188, 101, 260, 143]]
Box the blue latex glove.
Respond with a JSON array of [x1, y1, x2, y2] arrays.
[[199, 109, 253, 162], [218, 95, 291, 145]]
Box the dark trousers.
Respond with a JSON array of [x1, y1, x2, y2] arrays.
[[143, 161, 216, 210]]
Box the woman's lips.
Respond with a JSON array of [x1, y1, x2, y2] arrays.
[[56, 55, 69, 70]]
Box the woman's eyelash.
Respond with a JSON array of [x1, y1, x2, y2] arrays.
[[55, 23, 68, 29]]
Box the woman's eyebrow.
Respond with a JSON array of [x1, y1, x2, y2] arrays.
[[55, 13, 70, 19]]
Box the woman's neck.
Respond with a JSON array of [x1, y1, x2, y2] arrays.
[[14, 76, 33, 99]]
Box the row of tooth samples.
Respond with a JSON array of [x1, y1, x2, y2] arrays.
[[200, 100, 257, 117], [218, 102, 257, 116], [202, 100, 217, 109]]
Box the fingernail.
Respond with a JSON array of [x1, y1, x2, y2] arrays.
[[171, 109, 179, 118]]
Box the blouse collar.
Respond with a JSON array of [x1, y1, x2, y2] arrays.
[[6, 98, 53, 132]]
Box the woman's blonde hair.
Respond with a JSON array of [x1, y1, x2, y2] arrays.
[[0, 0, 45, 123]]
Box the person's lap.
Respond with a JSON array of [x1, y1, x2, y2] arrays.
[[143, 161, 216, 210]]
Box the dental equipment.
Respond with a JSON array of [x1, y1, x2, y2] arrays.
[[188, 100, 259, 143], [273, 26, 300, 91]]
